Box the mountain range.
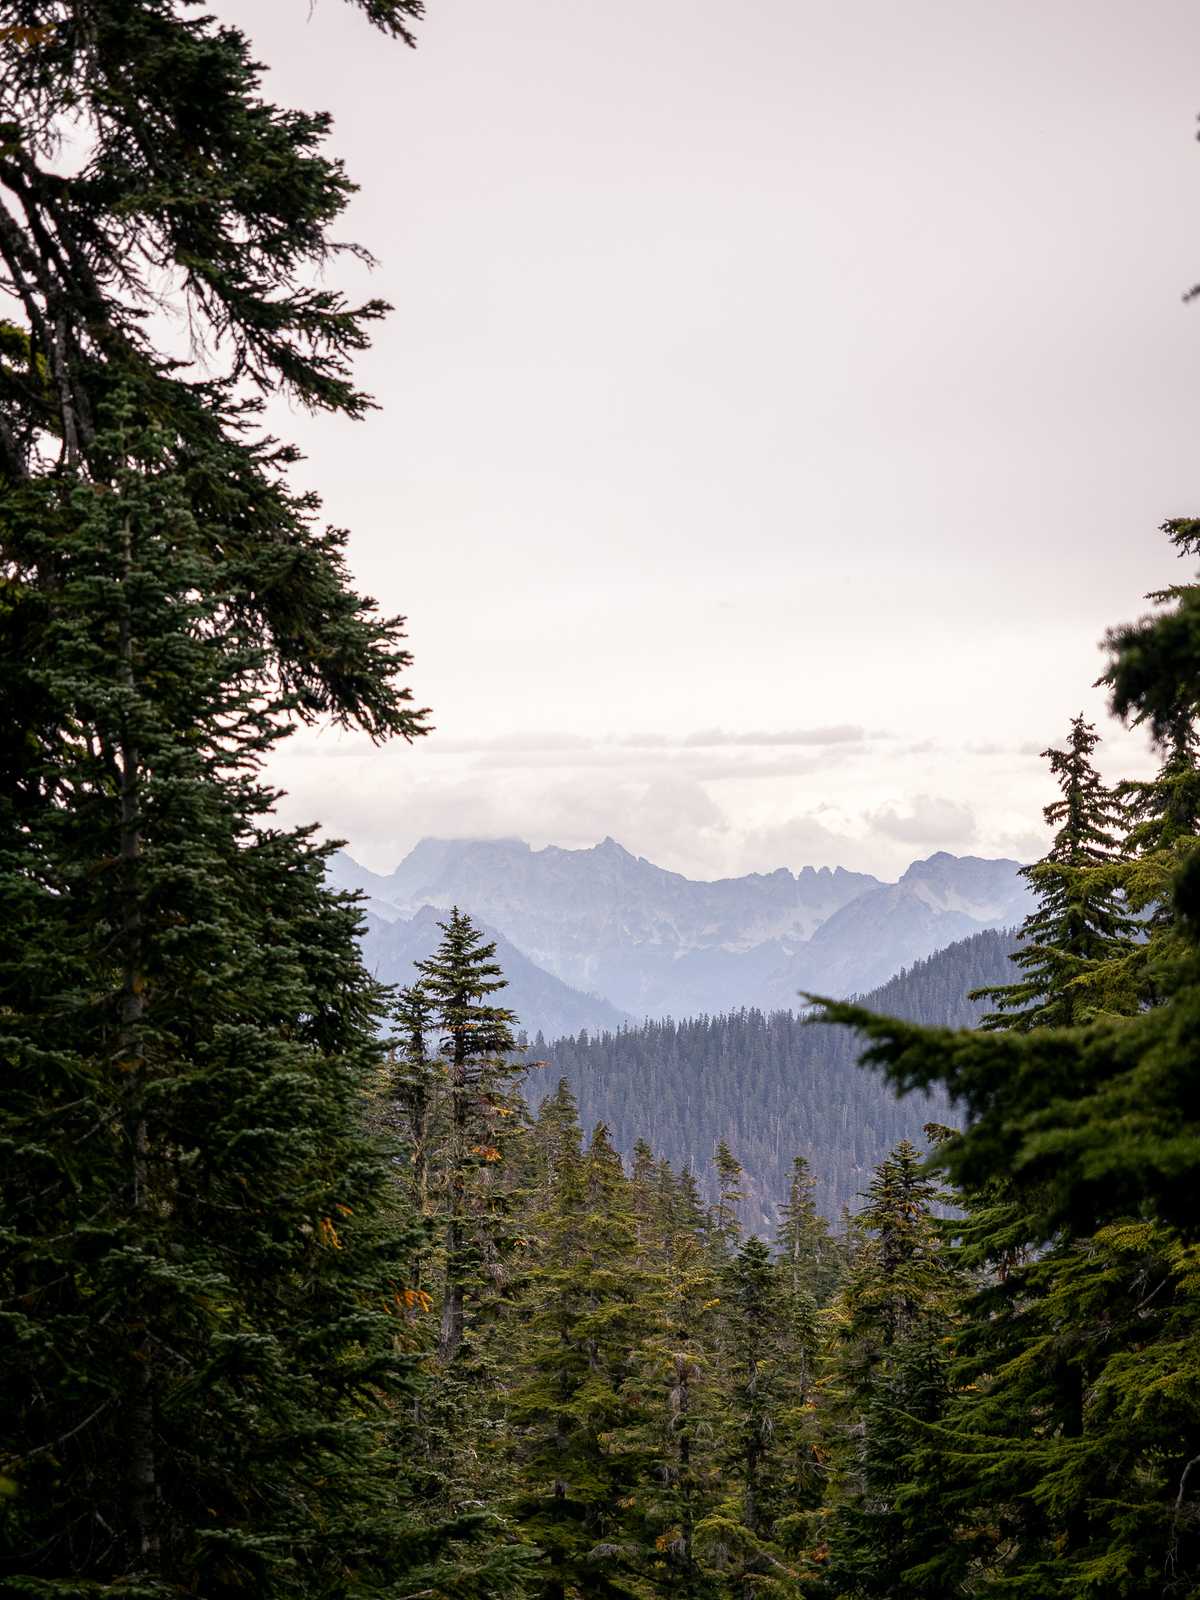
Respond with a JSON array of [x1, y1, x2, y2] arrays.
[[330, 837, 1035, 1034]]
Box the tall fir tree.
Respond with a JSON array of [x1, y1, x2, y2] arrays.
[[414, 907, 521, 1364], [973, 714, 1136, 1029], [406, 909, 533, 1534], [818, 526, 1200, 1594], [694, 1236, 806, 1599], [383, 979, 443, 1298], [815, 1141, 962, 1600], [0, 6, 543, 1595], [506, 1122, 662, 1599], [710, 1139, 745, 1259], [775, 1155, 838, 1308]]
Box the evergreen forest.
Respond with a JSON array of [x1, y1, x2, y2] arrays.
[[2, 6, 1200, 1599], [525, 929, 1019, 1227]]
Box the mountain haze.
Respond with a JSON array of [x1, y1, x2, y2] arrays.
[[356, 906, 630, 1041], [331, 838, 1034, 1022]]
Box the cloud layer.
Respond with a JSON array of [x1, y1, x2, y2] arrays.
[[265, 719, 1158, 882]]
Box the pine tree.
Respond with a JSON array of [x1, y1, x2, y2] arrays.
[[1112, 728, 1200, 1000], [389, 981, 436, 1195], [974, 714, 1136, 1028], [816, 1141, 961, 1600], [694, 1237, 806, 1598], [625, 1158, 725, 1598], [816, 526, 1200, 1593], [775, 1155, 838, 1307], [401, 909, 539, 1541], [674, 1166, 710, 1244], [507, 1122, 661, 1599], [0, 7, 541, 1594], [530, 1076, 587, 1191], [710, 1139, 745, 1258], [415, 907, 521, 1364]]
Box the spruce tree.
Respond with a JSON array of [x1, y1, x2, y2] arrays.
[[816, 1142, 961, 1600], [816, 525, 1200, 1592], [710, 1139, 745, 1258], [775, 1155, 838, 1307], [694, 1237, 805, 1598], [973, 714, 1136, 1028], [415, 907, 523, 1364], [386, 980, 441, 1293], [1107, 532, 1200, 1005], [507, 1122, 661, 1599], [0, 6, 542, 1594], [404, 910, 536, 1539], [625, 1158, 724, 1598]]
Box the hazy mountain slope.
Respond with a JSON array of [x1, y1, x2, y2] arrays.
[[775, 854, 1036, 1000], [528, 927, 1021, 1228], [330, 838, 879, 1016], [357, 906, 631, 1041], [332, 839, 1033, 1020]]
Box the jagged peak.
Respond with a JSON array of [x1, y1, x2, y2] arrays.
[[900, 851, 1021, 883]]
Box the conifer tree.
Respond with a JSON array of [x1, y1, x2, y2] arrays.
[[1111, 727, 1200, 1002], [0, 6, 514, 1593], [530, 1076, 588, 1190], [816, 525, 1200, 1593], [401, 909, 539, 1541], [816, 1142, 961, 1600], [674, 1166, 710, 1244], [775, 1155, 838, 1307], [973, 714, 1136, 1028], [415, 907, 521, 1364], [695, 1237, 805, 1598], [625, 1159, 725, 1598], [507, 1122, 661, 1599], [389, 980, 439, 1224], [631, 1136, 667, 1259], [710, 1139, 745, 1258]]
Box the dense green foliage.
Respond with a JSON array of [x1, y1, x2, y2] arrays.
[[526, 929, 1019, 1224], [972, 715, 1137, 1028], [815, 527, 1200, 1595], [0, 6, 489, 1597]]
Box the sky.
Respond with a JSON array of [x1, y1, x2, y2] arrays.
[[218, 0, 1200, 881]]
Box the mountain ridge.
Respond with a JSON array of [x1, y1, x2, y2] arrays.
[[329, 836, 1035, 1026]]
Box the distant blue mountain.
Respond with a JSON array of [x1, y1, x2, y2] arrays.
[[354, 904, 630, 1042], [330, 839, 1035, 1028]]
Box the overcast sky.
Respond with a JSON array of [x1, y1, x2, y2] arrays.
[[222, 0, 1200, 880]]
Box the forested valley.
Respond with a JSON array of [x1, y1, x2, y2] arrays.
[[3, 5, 1200, 1599], [526, 929, 1018, 1226]]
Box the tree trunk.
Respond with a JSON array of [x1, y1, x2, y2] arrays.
[[439, 1051, 468, 1361]]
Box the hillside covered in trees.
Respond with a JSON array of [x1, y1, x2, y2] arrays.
[[529, 929, 1019, 1223], [2, 6, 1200, 1600]]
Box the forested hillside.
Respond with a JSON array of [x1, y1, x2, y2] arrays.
[[529, 928, 1019, 1224]]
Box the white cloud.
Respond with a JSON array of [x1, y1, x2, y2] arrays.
[[867, 795, 978, 846], [735, 810, 884, 876], [681, 725, 869, 749]]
